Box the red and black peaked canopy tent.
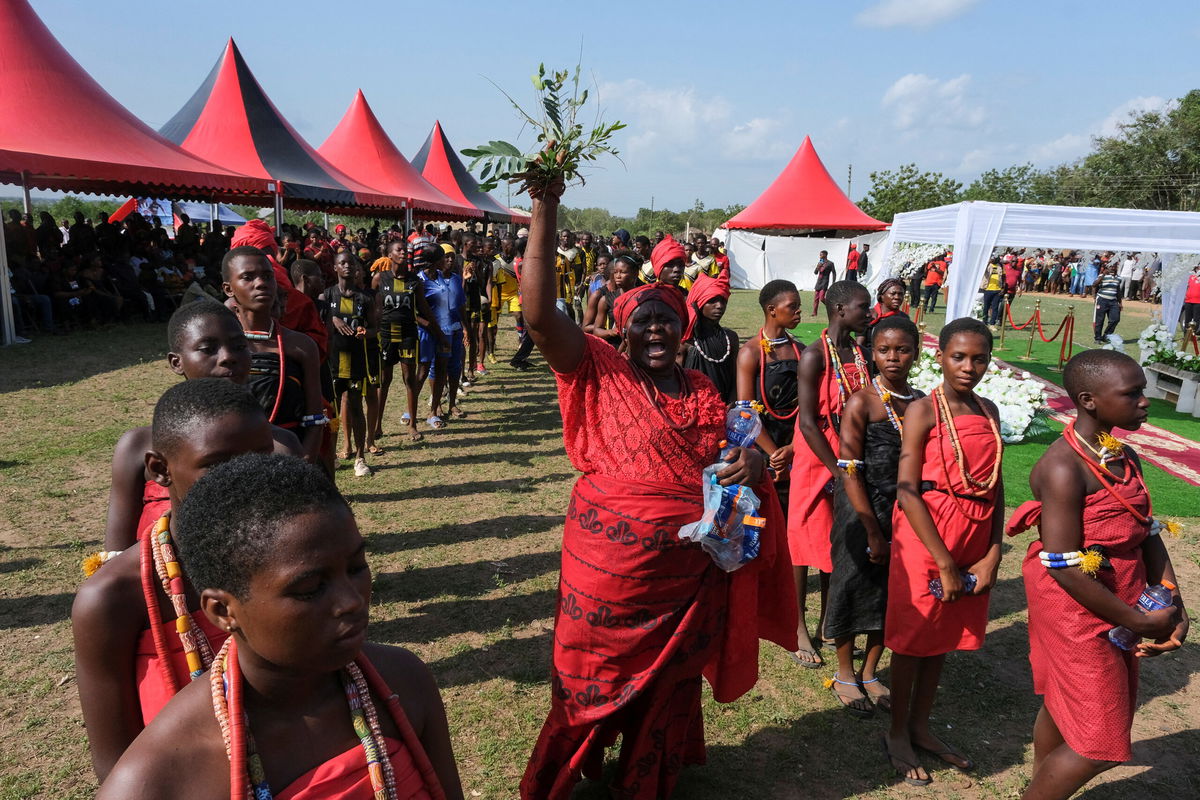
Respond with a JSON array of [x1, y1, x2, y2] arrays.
[[725, 136, 886, 232], [160, 39, 402, 211], [318, 90, 480, 221], [0, 0, 265, 198], [410, 122, 526, 223]]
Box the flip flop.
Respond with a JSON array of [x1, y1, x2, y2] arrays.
[[426, 415, 446, 430], [408, 429, 424, 442], [880, 735, 932, 787], [787, 648, 824, 669], [368, 445, 384, 455], [400, 412, 412, 424], [450, 406, 467, 419], [826, 674, 874, 718], [915, 741, 974, 772], [861, 677, 892, 713]]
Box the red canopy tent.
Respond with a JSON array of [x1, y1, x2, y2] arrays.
[[725, 136, 886, 232], [318, 91, 479, 221], [0, 0, 265, 199], [410, 122, 531, 225], [159, 39, 403, 212]]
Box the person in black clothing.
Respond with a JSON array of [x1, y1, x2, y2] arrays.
[[322, 251, 377, 477], [681, 268, 738, 404], [372, 241, 439, 442], [813, 250, 835, 316]]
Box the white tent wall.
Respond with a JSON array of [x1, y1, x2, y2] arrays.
[[878, 201, 1200, 332], [724, 229, 889, 291]]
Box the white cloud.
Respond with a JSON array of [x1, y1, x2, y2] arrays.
[[1030, 95, 1173, 164], [881, 73, 985, 130], [857, 0, 978, 29], [598, 79, 787, 165]]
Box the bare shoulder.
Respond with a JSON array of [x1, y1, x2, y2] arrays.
[[282, 327, 318, 361], [73, 546, 143, 626], [736, 338, 761, 367], [112, 426, 152, 470], [362, 642, 441, 734], [98, 676, 228, 800], [1029, 438, 1079, 499], [978, 395, 1002, 420], [271, 426, 303, 456]]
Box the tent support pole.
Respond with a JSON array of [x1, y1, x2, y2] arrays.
[[21, 172, 32, 215], [405, 203, 412, 235], [210, 202, 218, 226], [274, 190, 284, 231], [323, 212, 329, 230], [0, 218, 16, 345]]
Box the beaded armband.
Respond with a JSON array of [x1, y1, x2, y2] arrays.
[[836, 459, 864, 476], [300, 413, 330, 428], [1039, 548, 1105, 576]]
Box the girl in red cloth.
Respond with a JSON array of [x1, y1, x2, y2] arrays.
[[1008, 350, 1186, 800], [518, 178, 797, 799], [98, 454, 463, 800], [74, 380, 277, 781], [884, 318, 1004, 786], [787, 280, 871, 667], [101, 300, 301, 551]]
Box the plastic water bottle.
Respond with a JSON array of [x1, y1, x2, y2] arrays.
[[1107, 581, 1177, 650], [928, 570, 978, 599], [720, 401, 762, 458]]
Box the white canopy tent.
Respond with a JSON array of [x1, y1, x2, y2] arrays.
[[718, 228, 891, 291], [875, 201, 1200, 333]]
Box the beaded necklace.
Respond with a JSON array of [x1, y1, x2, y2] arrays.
[[823, 330, 868, 407], [1064, 421, 1151, 524], [630, 361, 697, 431], [150, 511, 214, 680], [242, 320, 275, 341], [211, 638, 401, 800], [932, 385, 1004, 523], [691, 328, 733, 363], [872, 376, 913, 434], [757, 327, 800, 421]]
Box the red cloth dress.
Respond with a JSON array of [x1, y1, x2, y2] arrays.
[[135, 480, 171, 542], [134, 612, 227, 726], [521, 336, 797, 800], [1008, 467, 1150, 761], [885, 414, 999, 657], [786, 335, 865, 571]]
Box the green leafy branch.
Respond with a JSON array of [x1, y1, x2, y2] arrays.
[[463, 63, 626, 195]]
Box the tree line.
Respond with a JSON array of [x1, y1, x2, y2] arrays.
[[858, 89, 1200, 222]]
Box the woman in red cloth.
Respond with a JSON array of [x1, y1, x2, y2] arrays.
[[1008, 350, 1186, 800], [787, 280, 871, 667], [884, 318, 1004, 785], [518, 179, 797, 800], [99, 453, 462, 800], [74, 380, 276, 781]]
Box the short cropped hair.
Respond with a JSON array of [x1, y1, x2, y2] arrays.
[[221, 246, 270, 281], [166, 297, 239, 353], [759, 279, 798, 309], [825, 279, 870, 309], [1063, 349, 1139, 401], [151, 378, 265, 456], [871, 314, 920, 347], [938, 317, 993, 350], [174, 453, 350, 600], [290, 258, 322, 287]]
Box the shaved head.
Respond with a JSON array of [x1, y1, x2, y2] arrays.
[[1063, 349, 1140, 402]]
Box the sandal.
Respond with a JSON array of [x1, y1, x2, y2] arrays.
[[787, 648, 824, 669], [426, 415, 446, 430], [367, 444, 384, 455], [826, 673, 874, 718], [915, 739, 974, 772], [407, 429, 424, 442], [880, 735, 932, 787], [400, 412, 412, 424], [861, 677, 892, 713]]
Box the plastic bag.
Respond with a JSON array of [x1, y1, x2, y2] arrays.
[[678, 466, 765, 572]]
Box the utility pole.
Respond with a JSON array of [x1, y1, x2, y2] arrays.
[[650, 195, 655, 234], [847, 164, 853, 197]]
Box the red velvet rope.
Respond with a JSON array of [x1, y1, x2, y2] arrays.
[[1058, 315, 1075, 364], [1006, 302, 1037, 330], [1036, 310, 1070, 343]]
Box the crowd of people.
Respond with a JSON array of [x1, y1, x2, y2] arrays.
[[42, 188, 1190, 800]]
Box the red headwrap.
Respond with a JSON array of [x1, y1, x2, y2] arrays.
[[612, 284, 688, 333], [650, 235, 686, 278], [684, 269, 731, 340], [231, 219, 277, 252]]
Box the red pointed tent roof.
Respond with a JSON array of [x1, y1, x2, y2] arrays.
[[317, 90, 479, 220], [160, 39, 402, 211], [0, 0, 265, 198], [725, 136, 886, 232], [410, 122, 529, 224]]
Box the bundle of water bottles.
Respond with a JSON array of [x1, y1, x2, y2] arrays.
[[678, 401, 766, 572]]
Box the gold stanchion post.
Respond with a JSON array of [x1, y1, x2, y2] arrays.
[[997, 298, 1009, 351], [1018, 299, 1040, 361]]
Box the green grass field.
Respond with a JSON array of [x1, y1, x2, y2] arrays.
[[0, 289, 1197, 799]]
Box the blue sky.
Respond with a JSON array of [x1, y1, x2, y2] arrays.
[[28, 0, 1200, 214]]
